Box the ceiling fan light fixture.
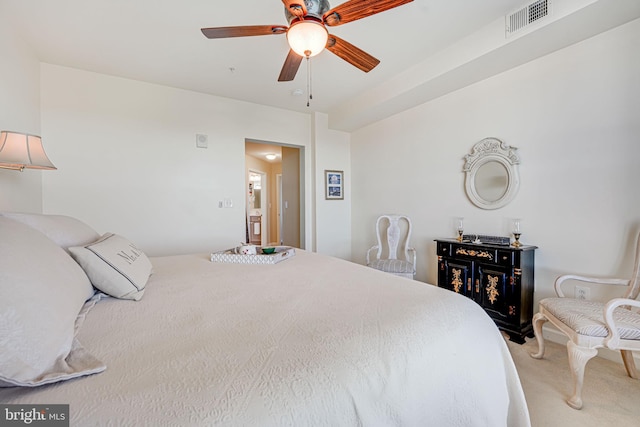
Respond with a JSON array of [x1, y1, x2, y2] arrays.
[[286, 19, 328, 57]]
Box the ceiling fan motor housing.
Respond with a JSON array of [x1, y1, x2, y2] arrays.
[[285, 0, 331, 23]]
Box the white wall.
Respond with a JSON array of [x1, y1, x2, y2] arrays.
[[0, 12, 44, 212], [351, 17, 640, 310], [0, 11, 353, 261], [313, 113, 351, 259], [40, 64, 313, 256]]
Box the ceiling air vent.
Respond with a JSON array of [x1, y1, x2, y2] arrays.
[[506, 0, 550, 37]]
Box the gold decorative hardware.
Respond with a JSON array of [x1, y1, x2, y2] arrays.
[[467, 278, 471, 292], [514, 268, 522, 276], [486, 275, 499, 304], [475, 279, 480, 293], [455, 247, 494, 260], [509, 306, 516, 316], [510, 276, 515, 286], [452, 268, 463, 293]]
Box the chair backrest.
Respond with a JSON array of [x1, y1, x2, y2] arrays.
[[373, 215, 412, 262], [624, 231, 640, 300]]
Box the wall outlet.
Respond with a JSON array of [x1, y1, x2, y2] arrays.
[[575, 285, 590, 300]]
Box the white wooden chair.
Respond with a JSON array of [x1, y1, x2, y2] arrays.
[[530, 232, 640, 409], [366, 215, 416, 279]]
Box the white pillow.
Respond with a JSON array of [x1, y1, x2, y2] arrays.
[[0, 211, 100, 251], [69, 233, 152, 301], [0, 217, 105, 387]]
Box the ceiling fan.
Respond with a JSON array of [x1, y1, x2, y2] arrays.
[[201, 0, 414, 82]]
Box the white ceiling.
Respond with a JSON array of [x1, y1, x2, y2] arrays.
[[1, 1, 519, 109], [3, 0, 639, 131]]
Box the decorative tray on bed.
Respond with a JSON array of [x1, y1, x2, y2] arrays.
[[210, 246, 295, 265]]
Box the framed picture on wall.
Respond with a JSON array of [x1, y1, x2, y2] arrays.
[[325, 170, 344, 200]]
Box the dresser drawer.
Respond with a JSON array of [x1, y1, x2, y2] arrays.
[[497, 250, 514, 267], [437, 241, 452, 257], [451, 244, 497, 264]]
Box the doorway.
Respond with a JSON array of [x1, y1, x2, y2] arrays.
[[244, 140, 304, 248], [276, 173, 282, 245], [247, 169, 267, 245]]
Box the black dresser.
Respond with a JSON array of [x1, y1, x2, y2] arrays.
[[435, 239, 537, 344]]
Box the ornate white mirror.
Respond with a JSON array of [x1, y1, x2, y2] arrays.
[[463, 138, 520, 210]]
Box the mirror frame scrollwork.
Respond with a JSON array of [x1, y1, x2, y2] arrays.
[[463, 137, 520, 210]]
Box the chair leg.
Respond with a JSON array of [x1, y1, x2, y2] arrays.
[[621, 350, 639, 379], [566, 341, 598, 410], [530, 312, 547, 359]]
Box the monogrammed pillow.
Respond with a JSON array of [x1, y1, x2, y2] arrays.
[[0, 216, 105, 387], [69, 233, 152, 301]]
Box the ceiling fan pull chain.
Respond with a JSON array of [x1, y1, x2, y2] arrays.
[[305, 52, 312, 107]]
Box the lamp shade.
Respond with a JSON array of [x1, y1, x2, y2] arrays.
[[286, 19, 328, 58], [0, 131, 57, 171]]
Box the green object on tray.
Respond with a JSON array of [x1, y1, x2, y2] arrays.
[[261, 247, 276, 254]]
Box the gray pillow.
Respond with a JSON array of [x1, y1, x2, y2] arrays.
[[0, 211, 100, 251], [0, 216, 105, 387]]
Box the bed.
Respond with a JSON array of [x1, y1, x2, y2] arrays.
[[0, 213, 530, 426]]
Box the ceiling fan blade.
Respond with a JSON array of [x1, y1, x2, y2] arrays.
[[278, 50, 303, 81], [201, 25, 287, 39], [281, 0, 307, 18], [324, 0, 413, 26], [326, 34, 380, 73]]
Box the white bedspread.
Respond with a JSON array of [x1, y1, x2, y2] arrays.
[[1, 250, 530, 426]]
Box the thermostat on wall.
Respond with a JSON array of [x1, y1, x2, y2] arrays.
[[196, 134, 208, 148]]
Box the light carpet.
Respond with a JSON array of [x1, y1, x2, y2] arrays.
[[507, 337, 640, 427]]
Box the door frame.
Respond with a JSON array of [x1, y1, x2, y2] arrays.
[[276, 173, 283, 245]]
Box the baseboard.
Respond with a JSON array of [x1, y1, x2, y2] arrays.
[[541, 325, 640, 365]]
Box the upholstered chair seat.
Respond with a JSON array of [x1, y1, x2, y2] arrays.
[[368, 259, 415, 279], [539, 297, 640, 340]]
